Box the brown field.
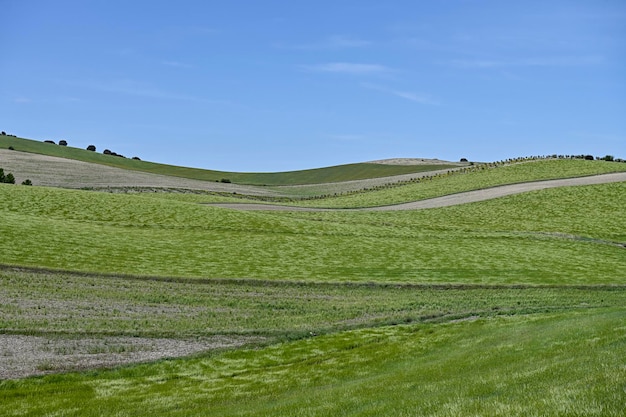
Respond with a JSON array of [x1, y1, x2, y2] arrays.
[[0, 150, 281, 196]]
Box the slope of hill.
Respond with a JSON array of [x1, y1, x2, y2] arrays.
[[1, 177, 624, 283], [0, 150, 283, 196], [1, 138, 625, 416], [0, 135, 461, 185]]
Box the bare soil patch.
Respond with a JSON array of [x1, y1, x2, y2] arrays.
[[0, 334, 264, 380], [368, 158, 461, 165]]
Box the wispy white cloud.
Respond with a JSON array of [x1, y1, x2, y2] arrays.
[[12, 96, 82, 105], [302, 62, 392, 75], [451, 55, 604, 68], [326, 35, 372, 48], [63, 79, 227, 105], [275, 35, 371, 50], [361, 83, 440, 105], [162, 60, 194, 69]]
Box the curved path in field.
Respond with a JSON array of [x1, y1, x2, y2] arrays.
[[209, 172, 626, 212]]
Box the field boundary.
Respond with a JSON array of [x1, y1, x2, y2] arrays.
[[3, 264, 625, 291]]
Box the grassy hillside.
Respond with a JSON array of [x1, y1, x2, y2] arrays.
[[1, 148, 624, 416], [0, 135, 459, 185], [1, 179, 624, 284], [292, 158, 626, 207], [2, 309, 624, 416]]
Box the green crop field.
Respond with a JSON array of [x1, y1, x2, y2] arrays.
[[0, 152, 624, 416]]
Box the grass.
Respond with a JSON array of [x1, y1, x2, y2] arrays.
[[0, 135, 459, 185], [292, 158, 626, 207], [1, 180, 624, 284], [2, 268, 623, 340], [0, 149, 625, 415], [1, 308, 624, 416]]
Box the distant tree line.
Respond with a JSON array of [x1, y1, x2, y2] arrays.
[[37, 139, 141, 160], [42, 139, 68, 146]]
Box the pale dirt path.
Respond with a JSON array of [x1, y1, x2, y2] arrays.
[[209, 172, 626, 211], [0, 334, 264, 380]]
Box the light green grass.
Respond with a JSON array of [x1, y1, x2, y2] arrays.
[[293, 158, 626, 207], [1, 181, 624, 284], [1, 136, 458, 185], [1, 151, 625, 415], [2, 309, 624, 416]]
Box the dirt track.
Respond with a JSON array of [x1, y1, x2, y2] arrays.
[[209, 172, 626, 211]]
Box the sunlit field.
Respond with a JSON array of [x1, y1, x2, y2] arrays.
[[0, 156, 624, 416]]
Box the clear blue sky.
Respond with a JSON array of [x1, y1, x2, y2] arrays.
[[2, 0, 625, 171]]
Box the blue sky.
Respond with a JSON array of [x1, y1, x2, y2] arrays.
[[2, 0, 625, 171]]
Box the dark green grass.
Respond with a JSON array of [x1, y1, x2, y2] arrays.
[[2, 308, 624, 416], [2, 268, 622, 340], [0, 136, 457, 185]]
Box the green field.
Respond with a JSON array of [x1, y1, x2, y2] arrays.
[[1, 308, 624, 416], [292, 158, 626, 207], [1, 179, 624, 283], [0, 153, 625, 416]]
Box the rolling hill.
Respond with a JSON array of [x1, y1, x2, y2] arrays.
[[0, 135, 625, 416], [0, 135, 462, 186]]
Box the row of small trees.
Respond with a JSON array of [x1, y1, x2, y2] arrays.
[[43, 140, 141, 160], [86, 144, 141, 160], [0, 168, 32, 185]]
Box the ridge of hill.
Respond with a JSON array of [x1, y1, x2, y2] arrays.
[[0, 135, 462, 186]]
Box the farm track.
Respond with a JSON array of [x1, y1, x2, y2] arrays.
[[208, 172, 626, 211]]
